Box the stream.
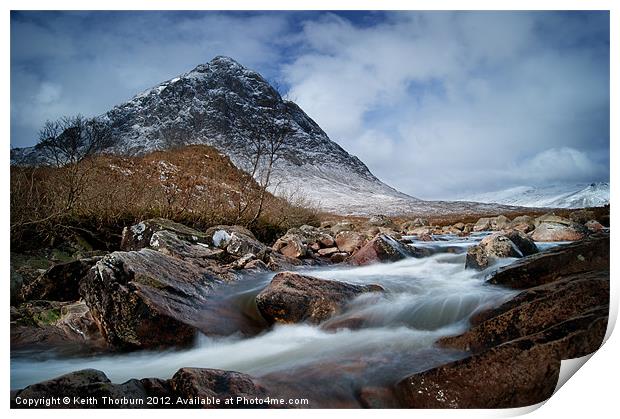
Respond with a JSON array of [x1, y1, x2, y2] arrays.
[[11, 232, 566, 405]]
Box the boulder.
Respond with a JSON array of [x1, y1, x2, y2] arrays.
[[330, 221, 356, 235], [330, 252, 349, 263], [569, 209, 596, 225], [489, 215, 510, 230], [272, 234, 307, 259], [533, 213, 571, 227], [12, 369, 149, 409], [440, 270, 609, 352], [255, 272, 383, 324], [465, 231, 538, 270], [585, 220, 604, 233], [488, 234, 609, 289], [404, 226, 433, 236], [149, 230, 225, 261], [80, 249, 227, 349], [11, 301, 106, 353], [509, 215, 535, 233], [400, 218, 429, 232], [335, 231, 366, 253], [472, 217, 492, 232], [225, 233, 267, 257], [350, 234, 416, 266], [530, 221, 588, 242], [171, 368, 271, 408], [21, 256, 102, 302], [367, 215, 393, 227], [317, 247, 339, 257], [121, 218, 209, 251]]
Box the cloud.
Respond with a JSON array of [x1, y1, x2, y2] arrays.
[[10, 11, 609, 199], [280, 11, 609, 198]]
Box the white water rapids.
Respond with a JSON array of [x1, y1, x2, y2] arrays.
[[12, 233, 562, 402]]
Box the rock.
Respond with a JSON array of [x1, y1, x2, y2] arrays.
[[489, 215, 510, 230], [509, 215, 535, 233], [171, 368, 270, 408], [80, 249, 227, 349], [21, 257, 102, 302], [585, 220, 604, 233], [335, 231, 366, 253], [255, 272, 383, 324], [230, 253, 256, 270], [11, 300, 107, 353], [12, 369, 149, 408], [465, 231, 537, 270], [149, 230, 225, 260], [533, 213, 571, 227], [472, 217, 492, 232], [320, 221, 335, 229], [453, 222, 465, 231], [225, 233, 267, 257], [330, 221, 355, 235], [350, 234, 416, 266], [488, 234, 609, 289], [121, 218, 209, 251], [357, 387, 399, 408], [530, 221, 588, 242], [405, 226, 433, 236], [317, 247, 339, 257], [205, 225, 257, 244], [395, 338, 560, 408], [401, 218, 429, 231], [440, 270, 609, 352], [569, 209, 596, 224], [243, 259, 269, 271], [330, 252, 349, 263], [367, 215, 393, 227], [272, 234, 307, 258], [266, 252, 302, 271]]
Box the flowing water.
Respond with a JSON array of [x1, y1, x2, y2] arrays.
[[12, 233, 557, 405]]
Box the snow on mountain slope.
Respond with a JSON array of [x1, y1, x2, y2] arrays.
[[457, 183, 609, 209], [11, 56, 524, 216]]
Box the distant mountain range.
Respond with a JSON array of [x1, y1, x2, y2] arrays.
[[12, 56, 593, 216], [456, 182, 609, 209]]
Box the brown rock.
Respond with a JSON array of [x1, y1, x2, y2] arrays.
[[272, 234, 307, 259], [335, 231, 366, 253], [80, 249, 228, 349], [569, 209, 596, 224], [488, 234, 609, 289], [465, 232, 537, 270], [121, 218, 209, 251], [585, 220, 604, 232], [350, 234, 416, 266], [21, 257, 102, 302], [530, 221, 588, 242], [255, 272, 383, 324], [317, 247, 339, 257]]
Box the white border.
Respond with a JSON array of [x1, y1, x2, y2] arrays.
[[2, 1, 617, 419]]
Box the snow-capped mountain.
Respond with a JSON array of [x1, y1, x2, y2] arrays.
[[11, 56, 523, 216], [457, 183, 609, 209]]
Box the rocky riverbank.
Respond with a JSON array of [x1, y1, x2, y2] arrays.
[[11, 210, 610, 408]]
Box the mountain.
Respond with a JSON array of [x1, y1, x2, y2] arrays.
[[11, 56, 523, 216], [457, 182, 609, 209]]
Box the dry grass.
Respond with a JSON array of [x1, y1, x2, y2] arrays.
[[10, 145, 320, 250]]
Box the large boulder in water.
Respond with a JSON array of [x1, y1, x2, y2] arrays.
[[465, 231, 538, 270], [80, 249, 227, 349], [255, 272, 383, 324], [350, 234, 416, 266], [488, 234, 609, 289]]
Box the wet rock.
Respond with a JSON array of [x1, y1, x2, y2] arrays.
[[440, 270, 609, 352], [350, 234, 416, 266], [243, 259, 269, 272], [465, 231, 537, 270], [488, 234, 609, 289], [11, 300, 107, 353], [255, 272, 383, 324], [12, 369, 149, 409], [21, 257, 102, 302], [272, 234, 307, 258], [330, 252, 349, 263], [149, 230, 224, 261], [335, 231, 366, 253], [171, 368, 271, 408], [585, 220, 604, 233], [395, 338, 560, 408], [317, 247, 339, 257], [121, 218, 208, 251], [80, 249, 228, 349], [530, 221, 588, 242]]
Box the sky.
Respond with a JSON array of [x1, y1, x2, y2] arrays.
[[10, 11, 610, 199]]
